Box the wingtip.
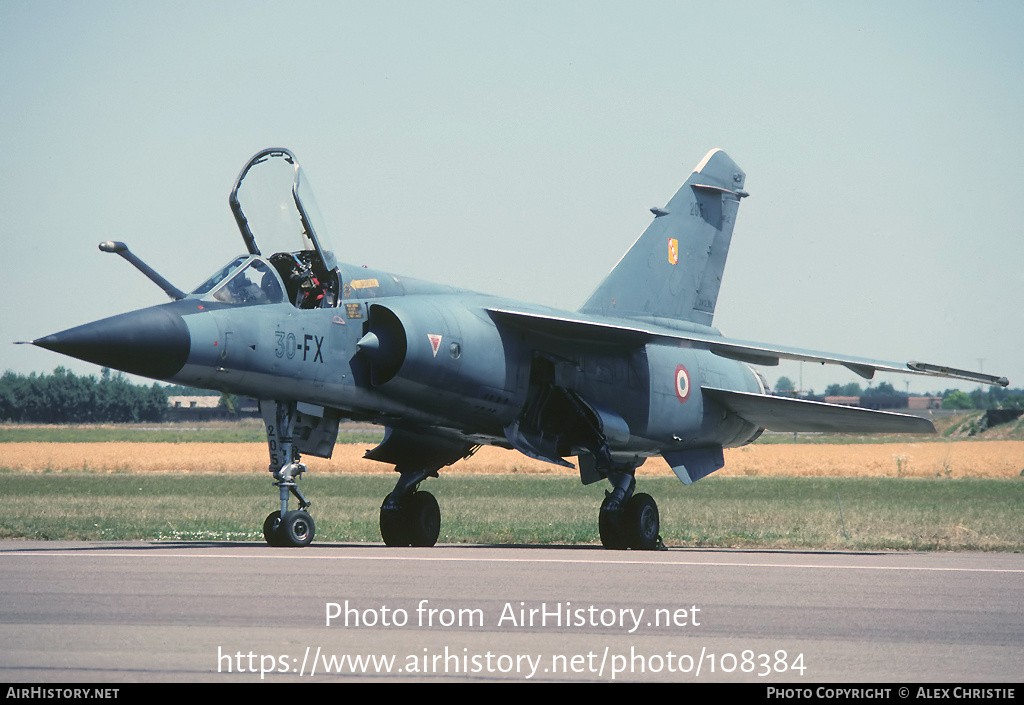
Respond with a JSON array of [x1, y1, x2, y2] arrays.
[[907, 361, 1009, 387]]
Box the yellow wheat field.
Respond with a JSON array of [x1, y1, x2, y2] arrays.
[[4, 441, 1024, 478]]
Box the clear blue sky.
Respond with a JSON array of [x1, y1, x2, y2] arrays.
[[2, 0, 1022, 395]]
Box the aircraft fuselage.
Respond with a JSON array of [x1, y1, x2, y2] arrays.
[[148, 275, 765, 466]]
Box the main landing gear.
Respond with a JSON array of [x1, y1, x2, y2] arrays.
[[379, 469, 441, 547], [597, 470, 663, 551], [508, 359, 662, 550], [261, 402, 316, 548], [364, 427, 477, 548]]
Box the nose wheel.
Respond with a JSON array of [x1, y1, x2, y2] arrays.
[[264, 509, 316, 547]]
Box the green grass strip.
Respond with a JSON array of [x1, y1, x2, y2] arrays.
[[0, 473, 1019, 551]]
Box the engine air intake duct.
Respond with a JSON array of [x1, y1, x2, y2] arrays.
[[357, 300, 513, 409]]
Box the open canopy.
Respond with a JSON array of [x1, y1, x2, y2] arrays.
[[227, 148, 340, 308]]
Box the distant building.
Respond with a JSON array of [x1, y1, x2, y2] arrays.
[[165, 394, 259, 419], [168, 395, 221, 409], [856, 395, 906, 411]]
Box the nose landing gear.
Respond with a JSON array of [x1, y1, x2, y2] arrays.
[[260, 401, 316, 548]]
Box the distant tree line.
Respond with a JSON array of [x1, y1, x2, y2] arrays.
[[777, 376, 1024, 411], [0, 368, 167, 423], [936, 388, 1024, 411]]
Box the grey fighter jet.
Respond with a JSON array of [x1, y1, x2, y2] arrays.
[[28, 148, 1008, 549]]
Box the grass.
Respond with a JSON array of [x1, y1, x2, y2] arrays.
[[2, 416, 1020, 550], [0, 472, 1020, 551], [0, 420, 384, 444]]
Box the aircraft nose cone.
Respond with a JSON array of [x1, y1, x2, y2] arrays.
[[32, 305, 191, 380]]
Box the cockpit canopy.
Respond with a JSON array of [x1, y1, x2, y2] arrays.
[[224, 148, 341, 308]]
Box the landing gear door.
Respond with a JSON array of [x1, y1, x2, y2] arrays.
[[229, 148, 340, 305]]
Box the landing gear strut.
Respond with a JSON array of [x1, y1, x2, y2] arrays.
[[380, 469, 441, 547], [598, 469, 663, 550], [261, 401, 316, 547]]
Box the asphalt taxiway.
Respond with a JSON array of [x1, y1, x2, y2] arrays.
[[0, 541, 1020, 682]]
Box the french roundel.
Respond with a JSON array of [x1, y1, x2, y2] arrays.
[[674, 364, 691, 403]]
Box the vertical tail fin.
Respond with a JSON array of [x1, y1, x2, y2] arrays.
[[579, 149, 747, 327]]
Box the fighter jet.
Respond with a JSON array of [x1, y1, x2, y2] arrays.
[[28, 148, 1008, 549]]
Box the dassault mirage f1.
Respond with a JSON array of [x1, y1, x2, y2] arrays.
[[29, 148, 1008, 549]]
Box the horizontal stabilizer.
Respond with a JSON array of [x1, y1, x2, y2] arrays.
[[702, 387, 936, 435]]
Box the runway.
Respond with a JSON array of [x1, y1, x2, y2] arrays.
[[0, 541, 1021, 683]]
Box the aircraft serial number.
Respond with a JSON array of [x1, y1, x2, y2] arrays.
[[274, 331, 325, 363]]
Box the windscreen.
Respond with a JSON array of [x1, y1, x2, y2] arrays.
[[191, 255, 248, 296], [210, 258, 286, 306]]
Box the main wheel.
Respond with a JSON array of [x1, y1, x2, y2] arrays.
[[624, 493, 660, 550], [279, 510, 316, 547], [405, 491, 441, 547], [380, 501, 410, 547], [598, 494, 629, 550]]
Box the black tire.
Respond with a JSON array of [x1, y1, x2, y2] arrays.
[[405, 491, 441, 547], [279, 510, 315, 547], [624, 493, 660, 550], [263, 511, 284, 547], [598, 494, 629, 550], [380, 503, 410, 547]]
